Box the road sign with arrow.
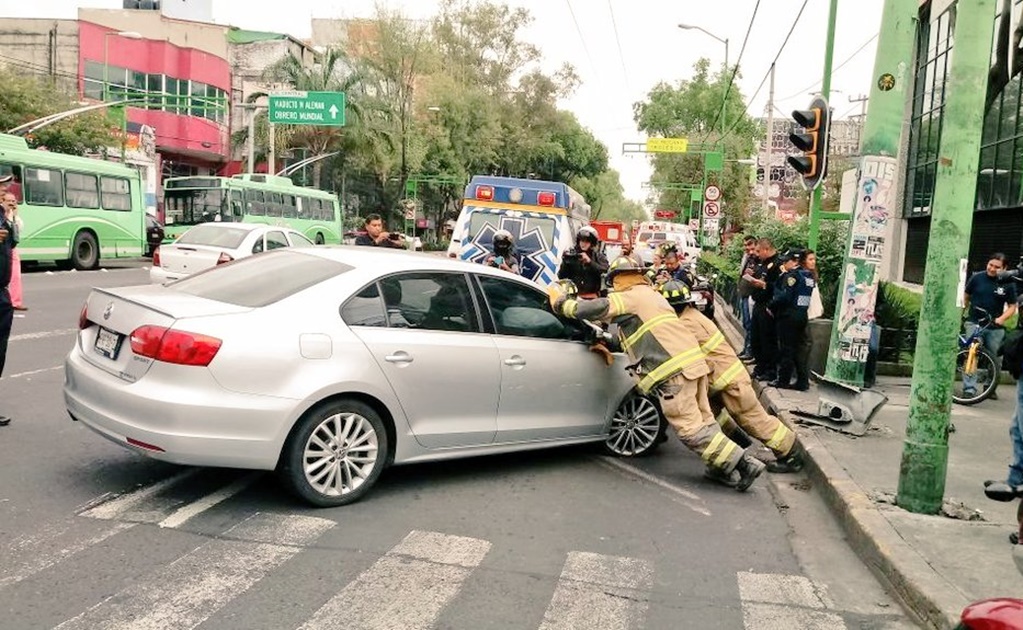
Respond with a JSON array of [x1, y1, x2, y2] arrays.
[[268, 91, 346, 127]]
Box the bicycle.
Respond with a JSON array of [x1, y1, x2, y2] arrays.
[[952, 309, 1000, 406]]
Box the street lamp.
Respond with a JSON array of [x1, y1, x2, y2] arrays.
[[678, 23, 729, 137], [103, 30, 143, 163]]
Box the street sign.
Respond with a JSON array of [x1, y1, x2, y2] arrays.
[[703, 201, 720, 218], [703, 217, 720, 232], [689, 219, 699, 230], [268, 91, 346, 126], [646, 137, 689, 153], [704, 184, 721, 202], [654, 209, 676, 219]]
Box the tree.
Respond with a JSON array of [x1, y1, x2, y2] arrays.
[[0, 67, 115, 156], [633, 58, 758, 224]]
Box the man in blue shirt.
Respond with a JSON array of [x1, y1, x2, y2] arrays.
[[963, 252, 1017, 399]]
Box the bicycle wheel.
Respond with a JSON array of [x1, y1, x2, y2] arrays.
[[953, 346, 999, 405]]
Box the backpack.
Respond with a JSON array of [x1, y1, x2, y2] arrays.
[[1000, 327, 1023, 379]]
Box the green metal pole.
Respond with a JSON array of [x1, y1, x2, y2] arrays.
[[824, 0, 918, 386], [807, 0, 838, 251], [897, 0, 996, 514]]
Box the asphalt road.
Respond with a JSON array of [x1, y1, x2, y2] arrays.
[[0, 260, 917, 630]]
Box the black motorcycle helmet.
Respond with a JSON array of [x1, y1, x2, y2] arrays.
[[492, 229, 514, 253], [576, 226, 599, 247]]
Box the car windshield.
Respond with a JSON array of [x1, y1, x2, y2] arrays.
[[176, 225, 252, 249], [164, 189, 227, 226], [171, 250, 351, 307]]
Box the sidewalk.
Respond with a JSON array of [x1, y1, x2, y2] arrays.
[[714, 303, 1021, 630]]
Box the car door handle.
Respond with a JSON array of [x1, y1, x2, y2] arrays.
[[503, 356, 526, 367], [385, 352, 413, 364]]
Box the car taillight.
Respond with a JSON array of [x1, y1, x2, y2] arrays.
[[216, 252, 233, 265], [129, 325, 222, 366], [79, 302, 91, 329], [152, 247, 161, 267]]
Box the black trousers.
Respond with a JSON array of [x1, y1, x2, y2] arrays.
[[751, 302, 777, 377], [0, 288, 11, 378], [776, 310, 809, 386]]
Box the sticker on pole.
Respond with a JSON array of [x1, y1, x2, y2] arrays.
[[704, 185, 721, 202], [703, 201, 720, 218]]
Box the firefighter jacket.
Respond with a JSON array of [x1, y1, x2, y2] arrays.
[[554, 283, 710, 393], [677, 307, 751, 394]]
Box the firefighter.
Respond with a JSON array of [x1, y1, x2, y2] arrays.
[[660, 280, 805, 479], [770, 249, 814, 391], [549, 257, 767, 491]]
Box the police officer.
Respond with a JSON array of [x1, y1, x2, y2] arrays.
[[746, 238, 781, 381], [769, 249, 814, 390], [484, 229, 521, 275], [549, 257, 767, 491], [660, 280, 805, 479], [558, 226, 609, 298]]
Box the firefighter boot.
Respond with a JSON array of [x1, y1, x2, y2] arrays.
[[766, 442, 806, 474], [703, 465, 738, 488], [734, 454, 766, 492]]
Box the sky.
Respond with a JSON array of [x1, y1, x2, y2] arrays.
[[6, 0, 886, 204]]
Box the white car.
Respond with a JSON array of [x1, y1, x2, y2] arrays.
[[150, 223, 316, 284]]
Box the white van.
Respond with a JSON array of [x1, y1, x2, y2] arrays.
[[447, 176, 591, 286], [634, 221, 701, 266]]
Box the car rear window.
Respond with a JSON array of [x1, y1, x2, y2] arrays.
[[171, 250, 351, 307], [176, 224, 252, 249]]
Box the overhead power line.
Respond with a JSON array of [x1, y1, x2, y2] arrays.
[[778, 32, 879, 102], [702, 0, 762, 143], [564, 0, 598, 81], [607, 0, 630, 90]]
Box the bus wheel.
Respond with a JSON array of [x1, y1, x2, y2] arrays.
[[315, 233, 325, 245], [72, 231, 99, 270]]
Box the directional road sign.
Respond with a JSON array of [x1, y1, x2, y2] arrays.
[[268, 91, 346, 127]]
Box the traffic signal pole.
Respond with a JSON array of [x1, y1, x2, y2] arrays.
[[897, 0, 996, 514], [806, 0, 838, 251]]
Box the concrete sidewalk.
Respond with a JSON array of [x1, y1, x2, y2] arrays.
[[714, 303, 1022, 629]]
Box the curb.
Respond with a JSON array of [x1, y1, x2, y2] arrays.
[[712, 297, 967, 630]]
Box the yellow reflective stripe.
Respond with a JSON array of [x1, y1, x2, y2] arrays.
[[702, 433, 726, 462], [701, 331, 725, 354], [564, 299, 578, 318], [766, 424, 791, 450], [710, 360, 746, 393], [623, 314, 677, 350], [713, 440, 739, 467], [609, 293, 627, 317], [638, 346, 705, 392]]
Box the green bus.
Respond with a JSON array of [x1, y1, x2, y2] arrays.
[[162, 174, 342, 245], [0, 133, 146, 270]]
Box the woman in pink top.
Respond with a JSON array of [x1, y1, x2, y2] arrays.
[[2, 192, 25, 311]]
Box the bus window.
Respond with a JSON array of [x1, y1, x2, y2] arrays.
[[267, 192, 282, 218], [164, 188, 224, 225], [246, 189, 264, 216], [282, 194, 297, 218], [0, 164, 23, 202], [100, 176, 132, 211], [25, 167, 65, 207], [309, 198, 322, 221], [325, 200, 337, 222], [228, 191, 244, 219], [66, 173, 100, 209]]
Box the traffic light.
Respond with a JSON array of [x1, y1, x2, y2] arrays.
[[787, 96, 831, 190]]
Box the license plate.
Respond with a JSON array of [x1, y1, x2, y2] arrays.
[[94, 327, 123, 360]]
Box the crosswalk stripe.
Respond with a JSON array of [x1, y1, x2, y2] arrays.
[[0, 521, 135, 590], [79, 469, 201, 521], [298, 530, 491, 630], [738, 572, 846, 630], [53, 513, 334, 630], [157, 473, 260, 529], [538, 551, 653, 630]]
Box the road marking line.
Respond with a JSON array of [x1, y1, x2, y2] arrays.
[[0, 521, 135, 589], [11, 328, 76, 342], [7, 366, 62, 379], [158, 473, 261, 529], [53, 513, 334, 630], [738, 572, 846, 630], [594, 456, 711, 517], [298, 530, 491, 630], [79, 469, 202, 521], [538, 551, 653, 630]]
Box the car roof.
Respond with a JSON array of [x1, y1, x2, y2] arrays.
[[183, 223, 302, 235], [294, 246, 538, 285]]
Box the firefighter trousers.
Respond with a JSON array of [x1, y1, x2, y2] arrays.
[[712, 379, 796, 458], [656, 374, 745, 473]]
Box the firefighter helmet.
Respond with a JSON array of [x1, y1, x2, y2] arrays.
[[660, 280, 695, 309], [606, 255, 645, 287]]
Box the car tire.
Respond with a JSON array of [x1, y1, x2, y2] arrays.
[[603, 393, 666, 457], [280, 399, 389, 507]]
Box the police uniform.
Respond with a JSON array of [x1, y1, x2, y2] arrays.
[[551, 260, 766, 490], [750, 252, 780, 381], [770, 251, 815, 390]]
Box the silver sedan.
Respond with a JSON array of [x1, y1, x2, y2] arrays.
[[65, 247, 666, 506]]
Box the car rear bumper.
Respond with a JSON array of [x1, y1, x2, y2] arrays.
[[149, 266, 185, 285], [63, 343, 297, 470]]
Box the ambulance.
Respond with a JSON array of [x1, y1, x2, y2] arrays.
[[634, 220, 701, 266], [447, 176, 591, 286]]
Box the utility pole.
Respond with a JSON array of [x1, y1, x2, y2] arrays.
[[268, 122, 275, 175], [762, 63, 776, 215], [897, 0, 996, 514], [806, 0, 838, 250]]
